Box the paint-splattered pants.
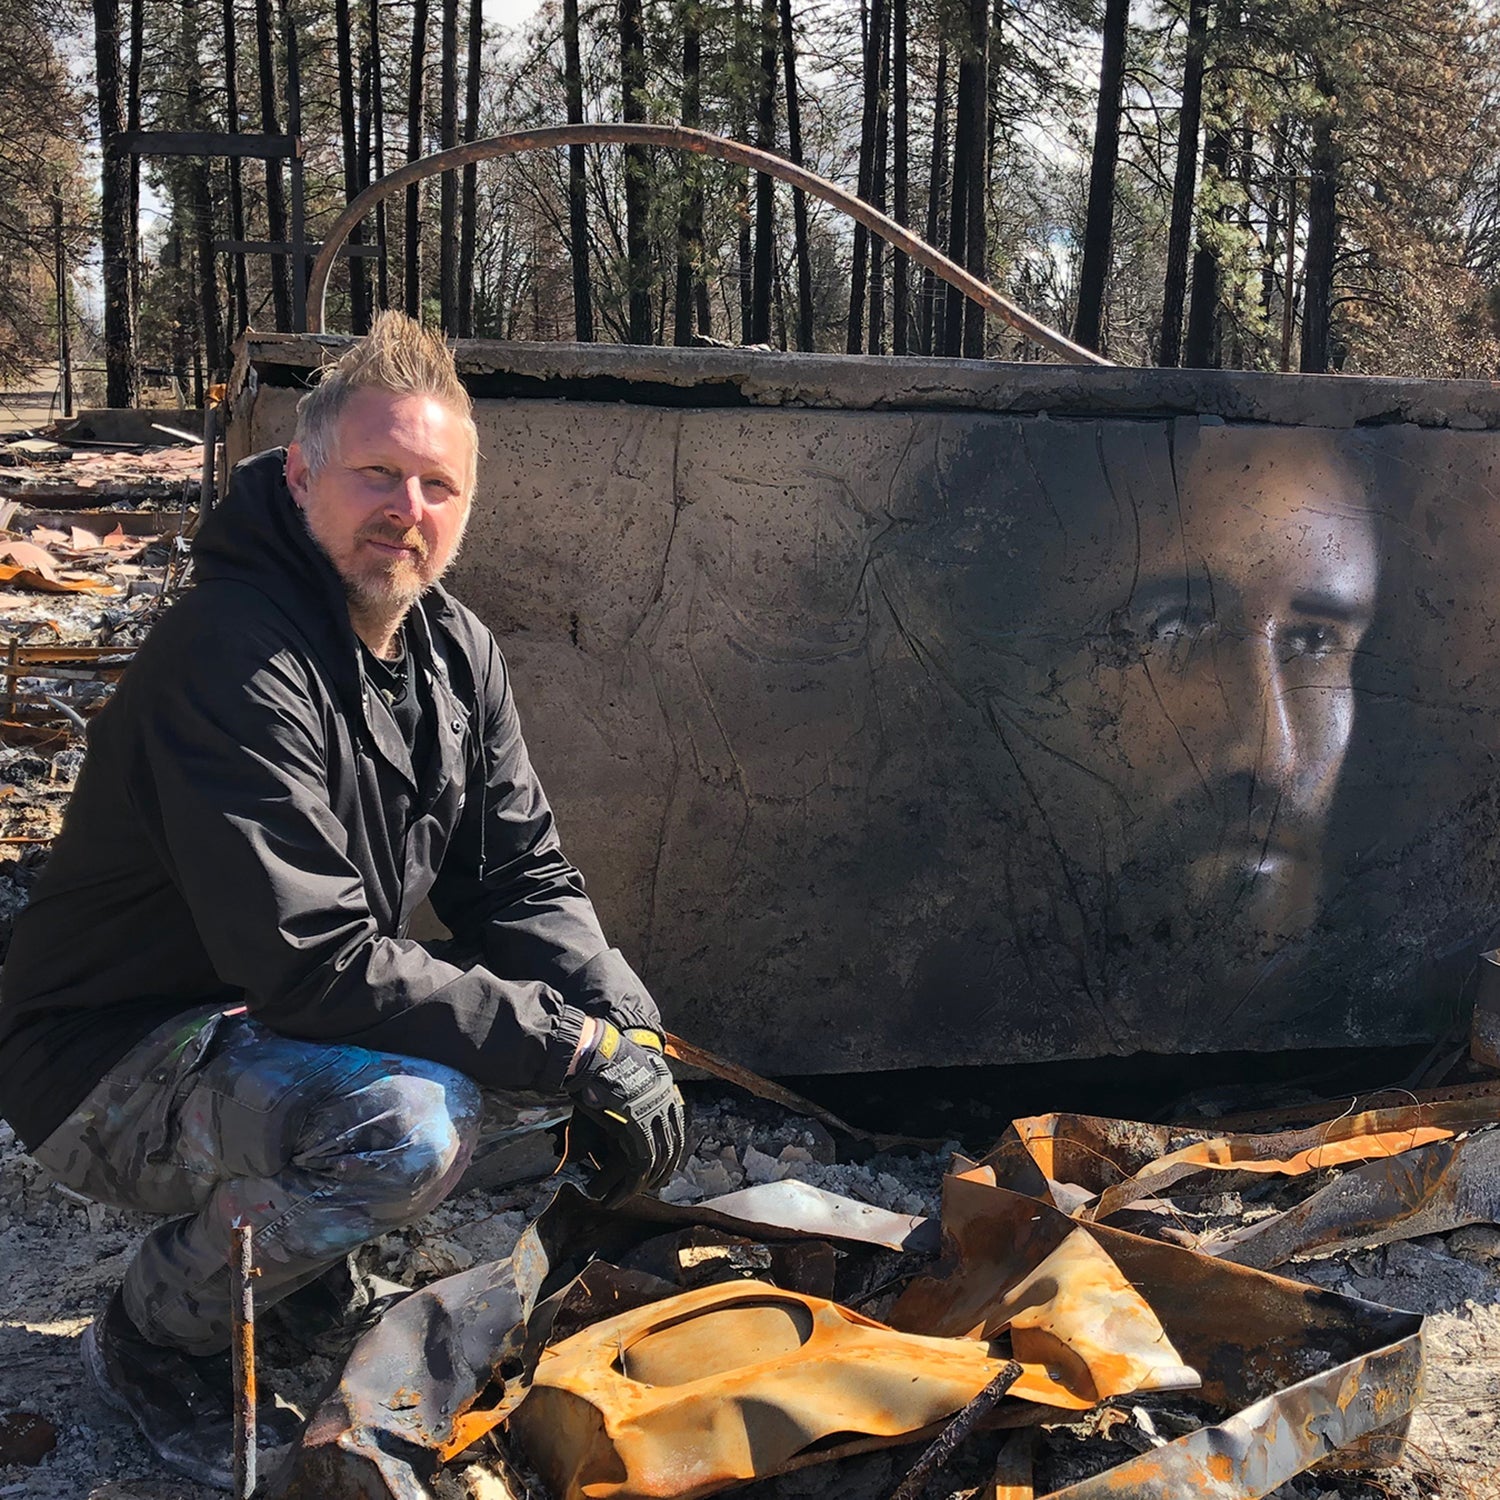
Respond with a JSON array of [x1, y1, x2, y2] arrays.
[[32, 1007, 483, 1356]]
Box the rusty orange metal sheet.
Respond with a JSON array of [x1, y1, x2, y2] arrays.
[[512, 1282, 1075, 1500], [1203, 1126, 1500, 1269], [888, 1182, 1196, 1406], [1040, 1335, 1422, 1498], [979, 1100, 1500, 1223], [267, 1173, 1426, 1500], [890, 1172, 1423, 1496]]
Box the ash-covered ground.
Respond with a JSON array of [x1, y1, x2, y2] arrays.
[[1, 1083, 1498, 1499]]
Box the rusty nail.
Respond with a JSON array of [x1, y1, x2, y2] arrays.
[[230, 1222, 257, 1500]]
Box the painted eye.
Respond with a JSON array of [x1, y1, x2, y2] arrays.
[[1145, 605, 1214, 644], [1136, 604, 1216, 673], [1283, 623, 1339, 660]]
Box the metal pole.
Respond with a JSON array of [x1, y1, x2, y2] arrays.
[[281, 0, 307, 332], [230, 1222, 257, 1499], [200, 402, 219, 514], [53, 193, 72, 419], [303, 124, 1112, 366]]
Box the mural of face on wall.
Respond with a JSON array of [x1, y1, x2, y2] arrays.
[[257, 356, 1494, 1074], [870, 419, 1382, 1050]]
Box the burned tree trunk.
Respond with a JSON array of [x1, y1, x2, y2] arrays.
[[1259, 120, 1285, 333], [360, 45, 373, 286], [751, 0, 777, 344], [1280, 164, 1297, 370], [921, 39, 948, 355], [181, 0, 225, 375], [892, 0, 909, 354], [869, 8, 890, 353], [222, 0, 250, 340], [959, 0, 987, 359], [458, 0, 482, 337], [127, 0, 144, 375], [1300, 82, 1337, 373], [942, 38, 970, 357], [368, 0, 390, 310], [779, 0, 813, 349], [1073, 0, 1129, 353], [279, 0, 306, 328], [254, 0, 292, 329], [945, 0, 987, 358], [563, 0, 594, 339], [847, 0, 885, 352], [734, 0, 752, 341], [621, 0, 653, 343], [1182, 124, 1229, 367], [673, 0, 704, 344], [404, 0, 428, 318], [1158, 0, 1206, 366], [438, 0, 459, 332], [335, 0, 369, 331], [94, 0, 136, 405]]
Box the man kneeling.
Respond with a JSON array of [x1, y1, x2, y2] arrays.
[[0, 313, 685, 1489]]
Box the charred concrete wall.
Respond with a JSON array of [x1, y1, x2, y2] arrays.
[[227, 338, 1500, 1073]]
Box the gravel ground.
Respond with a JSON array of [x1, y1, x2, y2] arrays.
[[1, 1088, 1497, 1499]]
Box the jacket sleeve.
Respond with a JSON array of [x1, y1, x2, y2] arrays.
[[129, 619, 586, 1092], [427, 626, 664, 1035]]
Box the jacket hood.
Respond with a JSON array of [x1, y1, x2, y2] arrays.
[[194, 448, 351, 625], [192, 448, 373, 719]]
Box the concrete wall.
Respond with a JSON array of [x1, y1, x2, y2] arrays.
[[226, 339, 1500, 1072]]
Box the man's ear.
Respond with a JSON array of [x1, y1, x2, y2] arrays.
[[285, 442, 311, 508]]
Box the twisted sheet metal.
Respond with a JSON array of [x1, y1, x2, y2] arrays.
[[1203, 1126, 1500, 1269], [264, 1174, 1423, 1500], [980, 1099, 1500, 1223]]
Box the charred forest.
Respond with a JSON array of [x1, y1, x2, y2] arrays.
[[6, 0, 1500, 405]]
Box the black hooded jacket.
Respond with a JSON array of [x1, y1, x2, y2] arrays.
[[0, 449, 657, 1150]]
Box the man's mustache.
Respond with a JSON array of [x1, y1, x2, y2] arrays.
[[361, 524, 429, 559]]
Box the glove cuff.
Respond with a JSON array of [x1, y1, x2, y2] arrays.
[[537, 1004, 591, 1094]]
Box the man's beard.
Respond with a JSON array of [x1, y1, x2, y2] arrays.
[[314, 513, 469, 617], [343, 522, 432, 613]]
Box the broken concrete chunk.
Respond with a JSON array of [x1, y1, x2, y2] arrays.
[[1446, 1223, 1500, 1263]]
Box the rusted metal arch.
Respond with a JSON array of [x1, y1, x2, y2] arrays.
[[306, 124, 1112, 367]]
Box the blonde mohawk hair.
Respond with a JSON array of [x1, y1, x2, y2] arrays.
[[293, 311, 476, 482]]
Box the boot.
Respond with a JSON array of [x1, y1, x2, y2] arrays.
[[82, 1289, 302, 1491], [262, 1253, 410, 1358]]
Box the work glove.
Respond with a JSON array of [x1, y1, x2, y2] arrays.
[[563, 1019, 687, 1207]]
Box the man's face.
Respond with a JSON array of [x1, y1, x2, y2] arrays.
[[285, 388, 474, 614]]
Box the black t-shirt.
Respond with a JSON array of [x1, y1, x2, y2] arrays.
[[360, 626, 436, 784]]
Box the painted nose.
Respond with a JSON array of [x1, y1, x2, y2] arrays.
[[1248, 626, 1298, 786], [1170, 623, 1296, 805], [1215, 623, 1334, 811]]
